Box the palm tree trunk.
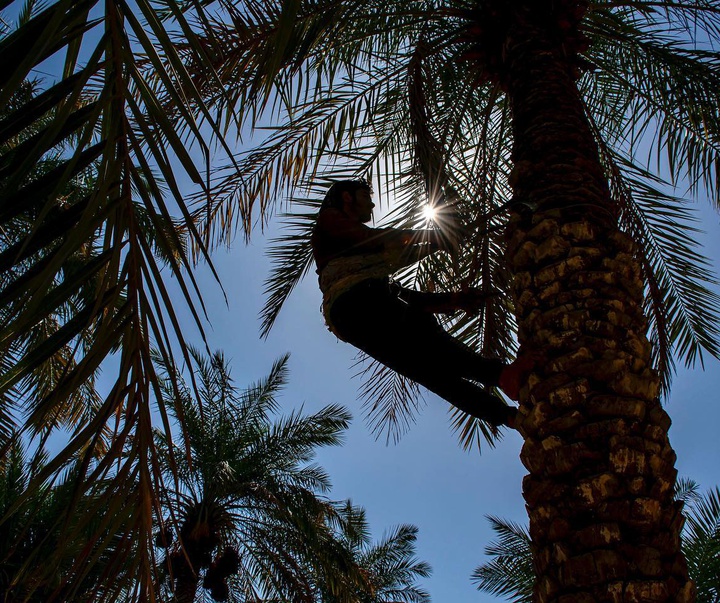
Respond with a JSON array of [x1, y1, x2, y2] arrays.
[[171, 547, 201, 603], [174, 567, 199, 603], [501, 11, 695, 603]]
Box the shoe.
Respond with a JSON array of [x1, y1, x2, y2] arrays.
[[500, 406, 518, 430], [498, 350, 542, 400]]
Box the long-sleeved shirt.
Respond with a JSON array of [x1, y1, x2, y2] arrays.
[[311, 207, 411, 272], [311, 208, 436, 333]]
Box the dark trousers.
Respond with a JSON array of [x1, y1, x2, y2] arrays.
[[329, 279, 512, 425]]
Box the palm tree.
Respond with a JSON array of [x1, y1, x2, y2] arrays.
[[153, 348, 365, 603], [0, 437, 135, 602], [474, 481, 720, 603], [184, 2, 720, 601], [320, 501, 431, 603], [679, 482, 720, 603], [0, 0, 244, 588], [4, 0, 720, 600]]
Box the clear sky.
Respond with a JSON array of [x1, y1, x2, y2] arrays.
[[182, 199, 720, 603]]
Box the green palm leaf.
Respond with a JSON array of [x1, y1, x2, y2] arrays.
[[682, 486, 720, 602], [322, 501, 431, 603]]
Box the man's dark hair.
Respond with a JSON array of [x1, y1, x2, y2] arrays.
[[321, 179, 372, 210]]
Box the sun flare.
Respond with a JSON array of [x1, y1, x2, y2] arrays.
[[422, 204, 438, 223]]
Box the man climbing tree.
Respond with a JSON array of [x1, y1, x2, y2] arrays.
[[311, 179, 535, 428]]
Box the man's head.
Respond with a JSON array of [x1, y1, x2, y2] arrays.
[[322, 179, 374, 223]]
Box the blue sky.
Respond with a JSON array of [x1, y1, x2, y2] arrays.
[[184, 199, 720, 603]]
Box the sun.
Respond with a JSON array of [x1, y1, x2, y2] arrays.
[[422, 204, 438, 223]]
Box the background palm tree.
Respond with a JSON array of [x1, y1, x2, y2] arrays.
[[0, 438, 135, 601], [320, 501, 431, 603], [474, 480, 720, 603], [154, 348, 365, 603], [183, 1, 720, 600]]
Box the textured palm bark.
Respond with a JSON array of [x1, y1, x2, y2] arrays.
[[499, 9, 695, 603]]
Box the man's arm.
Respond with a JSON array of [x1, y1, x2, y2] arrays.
[[316, 209, 403, 250], [316, 208, 442, 253], [396, 286, 497, 314]]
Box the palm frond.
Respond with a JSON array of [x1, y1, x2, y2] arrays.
[[682, 486, 720, 602], [0, 0, 248, 594], [333, 500, 372, 551], [594, 134, 720, 388], [449, 405, 503, 452], [472, 515, 534, 603], [676, 477, 701, 504], [587, 4, 720, 200], [355, 355, 426, 445], [362, 524, 431, 603], [239, 352, 291, 420], [260, 199, 320, 338]]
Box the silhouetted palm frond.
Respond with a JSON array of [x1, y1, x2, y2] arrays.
[[0, 0, 240, 592], [472, 516, 538, 603], [355, 355, 426, 445]]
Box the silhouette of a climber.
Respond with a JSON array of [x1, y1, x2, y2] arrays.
[[311, 179, 533, 428]]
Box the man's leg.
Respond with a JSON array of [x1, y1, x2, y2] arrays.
[[417, 376, 517, 427], [395, 284, 541, 396], [367, 318, 516, 426], [330, 284, 515, 426]]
